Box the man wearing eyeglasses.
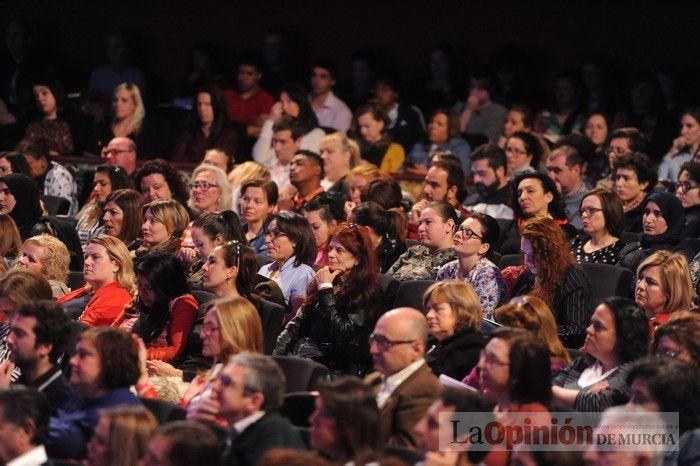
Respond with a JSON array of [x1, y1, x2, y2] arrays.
[[364, 307, 441, 448], [188, 352, 305, 466], [102, 137, 137, 177]]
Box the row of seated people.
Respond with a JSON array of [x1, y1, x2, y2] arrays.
[[0, 276, 697, 465]]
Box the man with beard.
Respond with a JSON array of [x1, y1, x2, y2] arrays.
[[0, 301, 73, 414], [463, 144, 513, 220]]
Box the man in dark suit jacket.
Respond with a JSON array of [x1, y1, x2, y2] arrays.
[[364, 307, 441, 448], [192, 352, 306, 466], [0, 387, 54, 466]]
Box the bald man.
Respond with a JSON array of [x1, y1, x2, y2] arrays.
[[364, 307, 441, 448], [102, 137, 137, 176]]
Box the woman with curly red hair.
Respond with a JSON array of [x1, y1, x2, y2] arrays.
[[274, 223, 383, 376], [511, 217, 592, 347]]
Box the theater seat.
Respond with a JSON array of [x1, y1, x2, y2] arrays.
[[392, 280, 436, 310], [43, 195, 71, 216], [498, 254, 523, 269], [580, 262, 634, 305], [380, 274, 400, 313], [272, 355, 330, 392], [259, 299, 285, 355], [67, 271, 85, 291], [140, 397, 186, 424], [280, 391, 317, 427]]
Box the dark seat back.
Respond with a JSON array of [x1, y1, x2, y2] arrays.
[[43, 195, 71, 216], [279, 391, 317, 427], [580, 262, 634, 304], [380, 274, 400, 314], [393, 280, 436, 309], [139, 397, 186, 424], [498, 253, 523, 269], [67, 271, 85, 291], [58, 320, 89, 374], [272, 355, 330, 392], [258, 299, 285, 355]]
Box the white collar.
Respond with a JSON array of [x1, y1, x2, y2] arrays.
[[233, 410, 266, 434], [382, 358, 425, 391], [7, 445, 48, 466], [318, 91, 339, 109]]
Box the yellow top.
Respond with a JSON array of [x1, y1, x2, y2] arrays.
[[379, 143, 405, 173]]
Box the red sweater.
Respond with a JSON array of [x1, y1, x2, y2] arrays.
[[57, 281, 133, 327], [112, 294, 198, 362]]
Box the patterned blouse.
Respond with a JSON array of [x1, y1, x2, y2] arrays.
[[387, 245, 458, 282], [45, 161, 79, 217], [437, 257, 507, 319], [570, 235, 624, 265], [24, 119, 74, 155]]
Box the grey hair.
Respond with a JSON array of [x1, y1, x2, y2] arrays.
[[230, 352, 286, 412], [597, 406, 667, 466], [188, 164, 232, 212]]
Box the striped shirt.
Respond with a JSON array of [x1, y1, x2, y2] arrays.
[[552, 357, 633, 412]]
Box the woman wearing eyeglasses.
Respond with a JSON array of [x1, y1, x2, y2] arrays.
[[651, 311, 700, 368], [437, 213, 505, 318], [181, 164, 232, 249], [569, 188, 625, 265], [504, 131, 543, 179], [258, 212, 316, 315], [675, 161, 700, 238], [274, 224, 383, 376], [552, 297, 649, 412]]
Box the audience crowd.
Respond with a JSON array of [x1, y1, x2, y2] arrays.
[[0, 20, 698, 466]]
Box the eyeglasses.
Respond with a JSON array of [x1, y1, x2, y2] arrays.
[[369, 333, 416, 351], [479, 350, 509, 367], [455, 225, 483, 240], [605, 147, 626, 156], [201, 323, 221, 336], [675, 181, 699, 194], [189, 181, 220, 191], [217, 374, 257, 394], [578, 207, 603, 217], [104, 149, 132, 156], [265, 229, 287, 241], [656, 350, 682, 360]]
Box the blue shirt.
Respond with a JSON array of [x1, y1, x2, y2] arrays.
[[258, 255, 315, 304], [47, 387, 140, 460]]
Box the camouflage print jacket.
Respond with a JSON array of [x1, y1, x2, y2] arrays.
[[386, 245, 458, 282]]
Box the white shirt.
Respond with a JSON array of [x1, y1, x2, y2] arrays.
[[252, 120, 326, 168], [313, 91, 352, 133], [269, 160, 291, 188], [578, 361, 618, 388], [233, 410, 266, 435], [376, 358, 426, 409], [7, 445, 48, 466]]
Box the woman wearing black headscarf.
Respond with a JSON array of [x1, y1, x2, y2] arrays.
[[619, 192, 696, 273], [0, 173, 83, 270]]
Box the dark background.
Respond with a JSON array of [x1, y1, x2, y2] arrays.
[[6, 0, 698, 103]]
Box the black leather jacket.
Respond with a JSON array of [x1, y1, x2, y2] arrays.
[[274, 286, 382, 376]]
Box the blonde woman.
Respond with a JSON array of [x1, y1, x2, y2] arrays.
[[86, 406, 157, 466], [319, 132, 361, 196], [344, 163, 385, 217], [137, 297, 263, 409], [136, 199, 190, 258], [57, 235, 135, 326], [635, 251, 694, 332], [93, 82, 158, 158], [422, 280, 487, 380], [17, 234, 71, 298]]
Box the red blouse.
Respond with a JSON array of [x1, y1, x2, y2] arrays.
[[57, 281, 133, 327]]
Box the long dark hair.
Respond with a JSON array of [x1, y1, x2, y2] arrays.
[[188, 83, 230, 142], [192, 210, 246, 244], [306, 223, 380, 306], [267, 212, 316, 267], [132, 252, 189, 344], [214, 240, 257, 297], [279, 83, 318, 135]]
